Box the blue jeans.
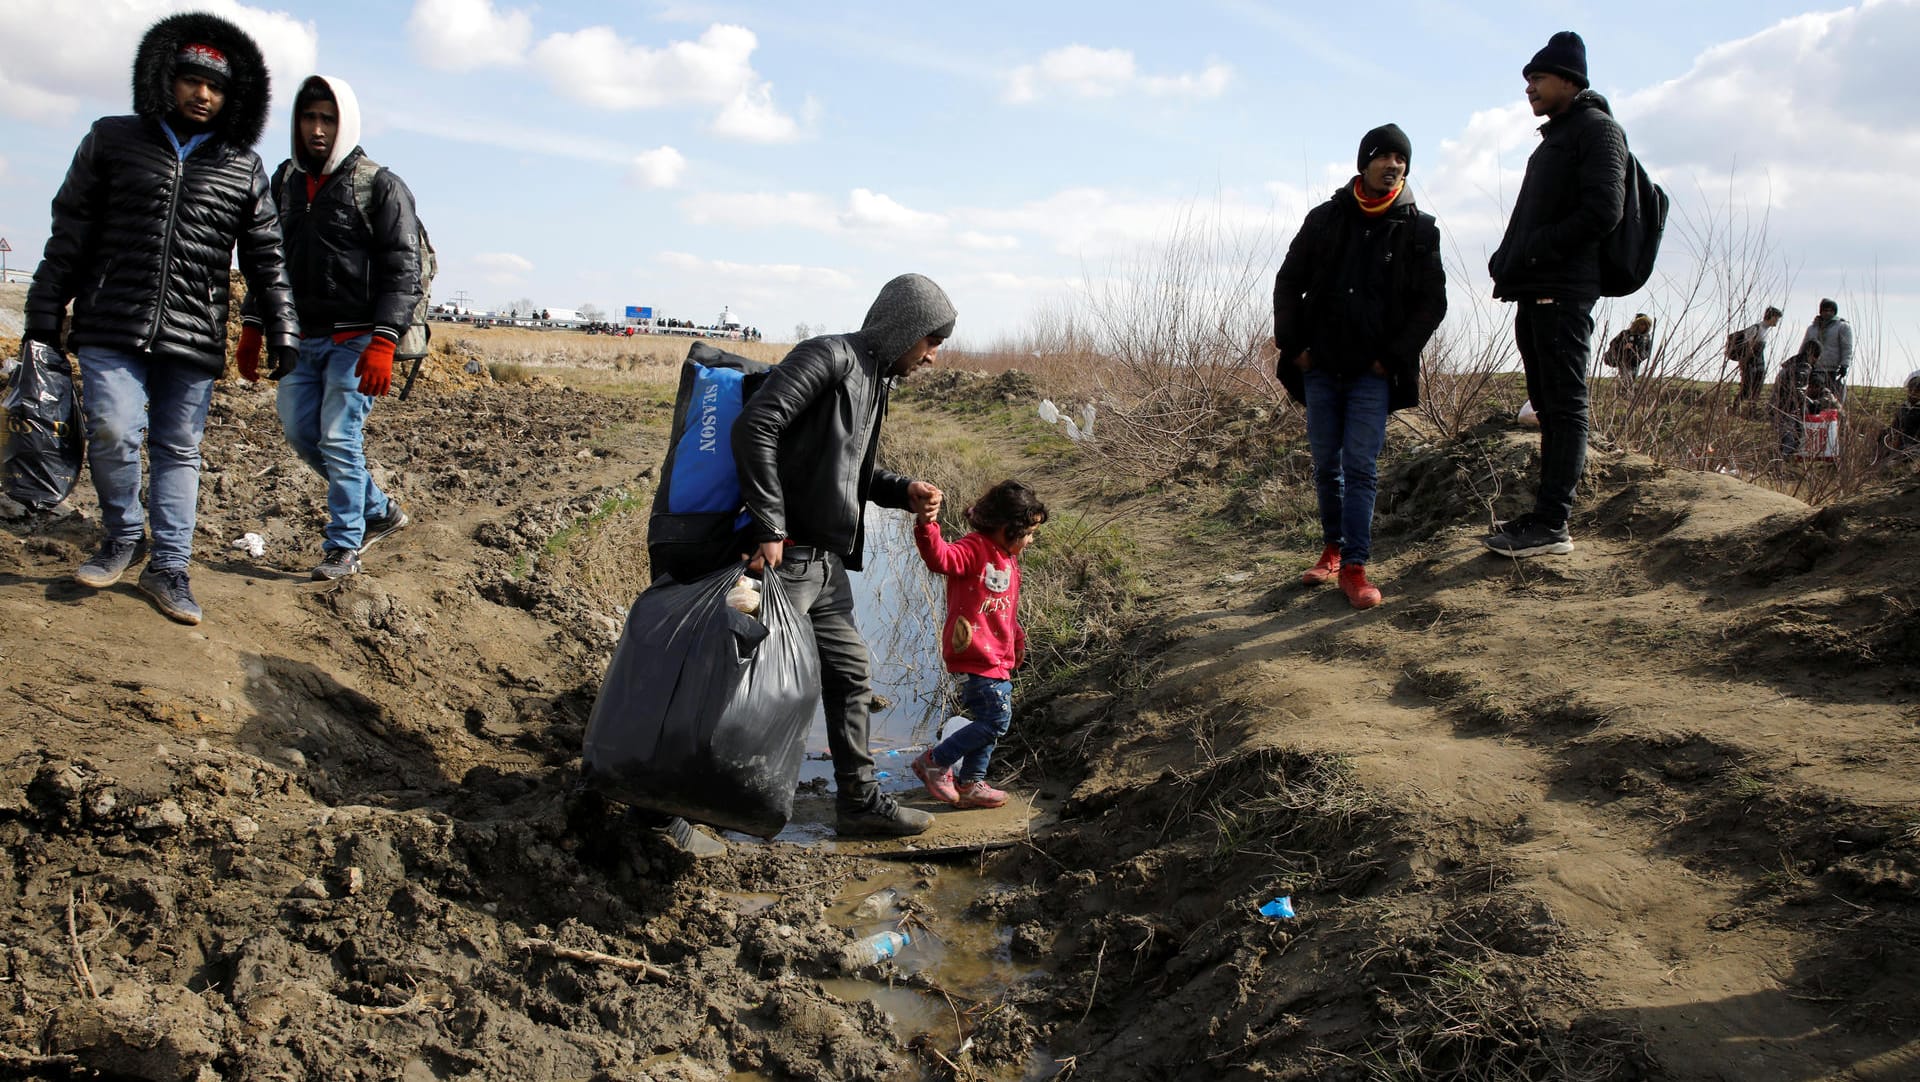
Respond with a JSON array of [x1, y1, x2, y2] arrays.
[[75, 347, 216, 571], [1304, 368, 1391, 565], [1514, 299, 1595, 526], [276, 334, 393, 552], [933, 674, 1014, 785]]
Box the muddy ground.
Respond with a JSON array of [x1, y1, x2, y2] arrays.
[[2, 341, 1919, 1081]]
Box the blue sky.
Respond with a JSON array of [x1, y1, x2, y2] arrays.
[[2, 1, 1914, 375]]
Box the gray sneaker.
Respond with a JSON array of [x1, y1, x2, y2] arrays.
[[137, 566, 203, 625], [359, 503, 411, 552], [836, 792, 934, 838], [74, 537, 148, 588], [1483, 516, 1573, 558], [650, 816, 727, 859], [312, 547, 362, 581]]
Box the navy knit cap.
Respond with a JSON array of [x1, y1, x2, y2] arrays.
[[1523, 31, 1589, 90], [1357, 123, 1412, 175]]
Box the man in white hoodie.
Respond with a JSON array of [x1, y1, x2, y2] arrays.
[[238, 75, 420, 579]]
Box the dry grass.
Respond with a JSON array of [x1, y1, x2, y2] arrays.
[[441, 324, 791, 371]]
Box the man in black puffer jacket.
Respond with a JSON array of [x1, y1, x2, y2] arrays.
[[731, 273, 954, 840], [23, 12, 298, 625], [239, 75, 421, 582], [1484, 30, 1627, 559], [1274, 122, 1447, 610]]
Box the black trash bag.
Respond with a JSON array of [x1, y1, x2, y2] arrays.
[[581, 561, 820, 838], [3, 340, 85, 510]]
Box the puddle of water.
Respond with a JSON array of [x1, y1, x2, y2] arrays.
[[795, 514, 950, 794]]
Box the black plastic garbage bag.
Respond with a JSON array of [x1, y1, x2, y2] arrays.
[[582, 561, 820, 838], [3, 340, 85, 510]]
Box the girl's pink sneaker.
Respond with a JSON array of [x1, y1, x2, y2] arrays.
[[954, 780, 1009, 809], [911, 750, 959, 804]]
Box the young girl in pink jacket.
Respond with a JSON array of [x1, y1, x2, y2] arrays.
[[909, 480, 1048, 809]]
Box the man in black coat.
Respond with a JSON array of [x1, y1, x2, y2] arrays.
[[238, 75, 420, 581], [24, 12, 298, 625], [1274, 123, 1447, 609], [1485, 30, 1627, 558], [731, 273, 954, 839]]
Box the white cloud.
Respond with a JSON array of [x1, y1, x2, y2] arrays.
[[0, 0, 317, 123], [473, 252, 533, 281], [1003, 45, 1232, 104], [710, 82, 803, 143], [408, 0, 531, 71], [958, 231, 1020, 251], [680, 191, 834, 230], [628, 146, 686, 188], [841, 189, 946, 233], [525, 22, 801, 140], [658, 251, 853, 290]]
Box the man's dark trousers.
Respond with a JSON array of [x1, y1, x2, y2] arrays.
[[772, 548, 877, 807], [1515, 297, 1595, 527]]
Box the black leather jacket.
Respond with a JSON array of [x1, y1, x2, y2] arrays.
[[23, 12, 296, 372], [731, 333, 912, 572], [1274, 183, 1447, 412], [1488, 91, 1628, 302], [254, 148, 422, 339]]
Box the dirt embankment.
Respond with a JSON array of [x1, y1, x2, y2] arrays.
[[3, 352, 1918, 1081]]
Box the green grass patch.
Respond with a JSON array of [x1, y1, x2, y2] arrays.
[[545, 490, 650, 559]]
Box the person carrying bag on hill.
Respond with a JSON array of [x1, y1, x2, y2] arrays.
[[1485, 31, 1629, 559], [729, 273, 955, 839], [239, 75, 419, 580], [1727, 305, 1781, 414], [23, 13, 298, 625], [1274, 123, 1447, 609]]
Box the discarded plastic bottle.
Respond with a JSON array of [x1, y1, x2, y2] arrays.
[[852, 886, 901, 920], [842, 929, 911, 969]]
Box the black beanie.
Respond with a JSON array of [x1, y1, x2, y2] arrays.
[[1523, 31, 1589, 90], [1357, 123, 1412, 175]]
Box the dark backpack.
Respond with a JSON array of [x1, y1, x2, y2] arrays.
[[1598, 147, 1669, 298], [647, 342, 772, 583], [273, 155, 437, 360]]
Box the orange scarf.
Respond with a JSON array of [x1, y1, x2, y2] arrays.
[[1352, 177, 1403, 217]]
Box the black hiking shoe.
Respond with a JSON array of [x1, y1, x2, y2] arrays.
[[137, 566, 203, 625], [360, 503, 411, 552], [1483, 516, 1573, 558], [312, 547, 362, 581], [836, 792, 934, 838], [74, 537, 147, 588], [649, 816, 727, 859]]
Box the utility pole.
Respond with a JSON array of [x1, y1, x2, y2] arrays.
[[450, 289, 473, 315], [0, 237, 11, 284]]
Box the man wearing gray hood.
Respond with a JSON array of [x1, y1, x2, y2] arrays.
[[728, 273, 955, 839], [240, 75, 421, 580]]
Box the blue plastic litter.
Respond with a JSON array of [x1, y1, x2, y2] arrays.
[[1259, 896, 1296, 920], [875, 771, 891, 780]]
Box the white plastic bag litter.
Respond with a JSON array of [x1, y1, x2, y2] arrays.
[[1037, 399, 1060, 424], [230, 532, 266, 557]]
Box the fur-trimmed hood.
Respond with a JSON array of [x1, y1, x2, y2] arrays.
[[132, 11, 272, 148]]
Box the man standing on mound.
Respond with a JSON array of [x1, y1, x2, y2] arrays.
[[1274, 123, 1447, 609], [730, 273, 955, 841], [24, 13, 298, 625], [240, 75, 419, 579], [1485, 30, 1627, 558]]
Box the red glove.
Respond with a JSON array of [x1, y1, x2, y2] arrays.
[[235, 325, 263, 382], [356, 334, 397, 396]]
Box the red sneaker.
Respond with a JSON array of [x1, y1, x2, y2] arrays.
[[1339, 564, 1382, 609], [911, 750, 959, 804], [1301, 544, 1342, 585], [954, 780, 1009, 809]]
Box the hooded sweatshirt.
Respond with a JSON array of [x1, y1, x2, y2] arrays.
[[732, 274, 957, 571], [24, 11, 297, 370], [250, 75, 422, 341]]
